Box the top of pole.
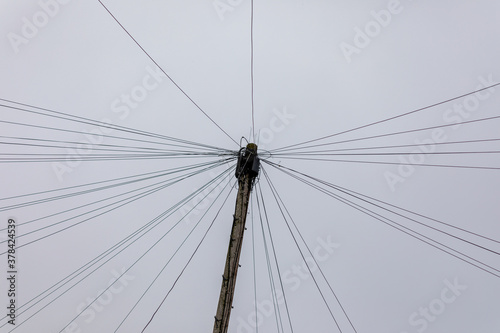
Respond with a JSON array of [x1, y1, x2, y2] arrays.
[[235, 143, 260, 180], [246, 142, 258, 152]]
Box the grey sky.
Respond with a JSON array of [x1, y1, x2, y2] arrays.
[[0, 0, 499, 332]]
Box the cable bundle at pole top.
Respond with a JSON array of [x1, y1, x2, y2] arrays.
[[0, 1, 498, 332]]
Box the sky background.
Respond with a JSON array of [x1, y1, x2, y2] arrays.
[[0, 0, 499, 332]]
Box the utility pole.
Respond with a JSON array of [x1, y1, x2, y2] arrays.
[[213, 143, 260, 333]]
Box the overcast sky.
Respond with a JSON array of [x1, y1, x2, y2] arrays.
[[0, 0, 499, 332]]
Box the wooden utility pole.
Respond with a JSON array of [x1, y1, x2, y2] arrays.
[[213, 143, 260, 333]]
